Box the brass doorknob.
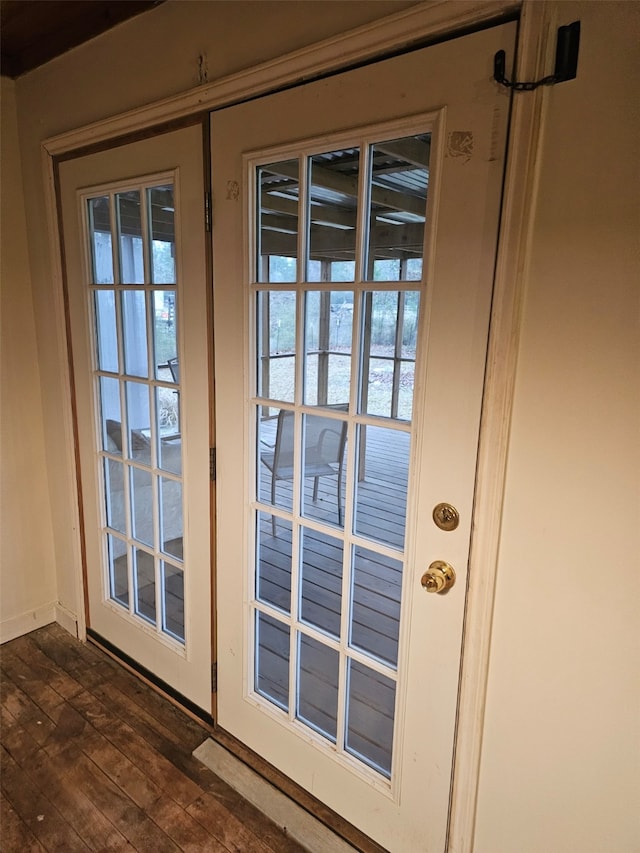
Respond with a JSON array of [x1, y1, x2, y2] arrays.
[[421, 561, 456, 594]]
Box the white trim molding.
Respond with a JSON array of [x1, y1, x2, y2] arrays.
[[1, 602, 57, 645], [43, 0, 519, 157], [447, 2, 556, 851]]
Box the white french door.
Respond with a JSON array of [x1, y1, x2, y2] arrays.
[[59, 124, 212, 712], [211, 22, 515, 852]]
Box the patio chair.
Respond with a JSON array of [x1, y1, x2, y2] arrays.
[[261, 407, 348, 535]]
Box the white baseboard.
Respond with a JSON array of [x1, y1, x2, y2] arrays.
[[55, 603, 79, 638], [0, 601, 79, 644], [0, 602, 57, 644]]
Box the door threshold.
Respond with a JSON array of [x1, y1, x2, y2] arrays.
[[86, 629, 214, 728], [193, 735, 387, 853]]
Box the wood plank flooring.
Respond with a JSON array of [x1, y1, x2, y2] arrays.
[[0, 623, 305, 853]]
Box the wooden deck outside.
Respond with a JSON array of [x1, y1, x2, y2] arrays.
[[256, 420, 410, 776]]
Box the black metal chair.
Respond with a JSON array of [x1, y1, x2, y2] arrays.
[[261, 408, 348, 535]]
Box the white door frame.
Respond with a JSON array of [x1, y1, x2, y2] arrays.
[[41, 2, 558, 849]]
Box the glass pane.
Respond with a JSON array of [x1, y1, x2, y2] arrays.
[[257, 291, 296, 402], [125, 381, 152, 465], [87, 196, 114, 284], [103, 458, 126, 534], [153, 291, 178, 381], [304, 291, 353, 407], [354, 425, 409, 550], [258, 160, 299, 283], [162, 562, 184, 642], [307, 148, 360, 282], [117, 190, 144, 284], [300, 528, 342, 639], [100, 376, 122, 456], [365, 134, 430, 281], [256, 512, 291, 614], [300, 412, 347, 528], [107, 534, 128, 607], [160, 476, 182, 560], [122, 289, 148, 378], [346, 660, 396, 777], [157, 396, 182, 476], [134, 548, 156, 625], [297, 633, 339, 742], [350, 546, 402, 667], [360, 291, 418, 421], [148, 185, 176, 284], [130, 466, 153, 547], [94, 290, 118, 372], [156, 380, 181, 441], [256, 611, 289, 711], [401, 290, 420, 358], [257, 408, 294, 514]]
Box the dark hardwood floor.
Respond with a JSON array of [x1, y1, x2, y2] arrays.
[[0, 623, 305, 852]]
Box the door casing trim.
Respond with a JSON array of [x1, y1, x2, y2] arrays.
[[40, 1, 556, 850], [43, 0, 519, 158]]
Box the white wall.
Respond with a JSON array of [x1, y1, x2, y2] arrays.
[[4, 0, 639, 848], [0, 78, 58, 641], [475, 3, 640, 851]]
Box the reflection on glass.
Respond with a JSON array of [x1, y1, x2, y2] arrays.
[[107, 533, 128, 607], [257, 408, 294, 515], [117, 190, 144, 283], [104, 458, 126, 534], [125, 381, 151, 465], [304, 291, 353, 407], [122, 289, 148, 378], [346, 660, 396, 777], [350, 546, 402, 667], [160, 476, 183, 560], [300, 412, 347, 528], [94, 290, 118, 372], [307, 148, 359, 282], [365, 134, 430, 281], [148, 185, 176, 284], [153, 291, 178, 381], [360, 291, 419, 421], [300, 528, 342, 638], [257, 291, 296, 402], [87, 196, 114, 284], [297, 633, 339, 742], [258, 160, 299, 283], [256, 611, 289, 711], [256, 512, 291, 614], [354, 425, 409, 550], [162, 562, 184, 642], [134, 548, 156, 625], [100, 376, 122, 456], [130, 466, 153, 547]]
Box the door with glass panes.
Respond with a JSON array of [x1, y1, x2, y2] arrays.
[[59, 123, 211, 712], [211, 22, 515, 852]]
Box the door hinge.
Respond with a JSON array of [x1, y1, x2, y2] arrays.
[[204, 190, 212, 232], [209, 447, 216, 481], [211, 662, 217, 693]]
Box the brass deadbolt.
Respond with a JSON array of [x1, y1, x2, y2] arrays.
[[421, 561, 456, 594], [433, 502, 459, 531]]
